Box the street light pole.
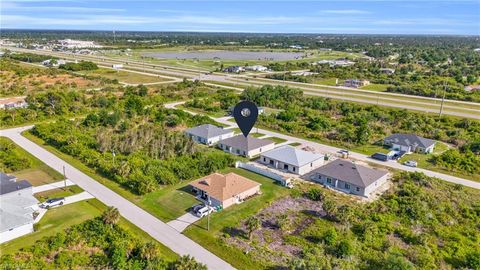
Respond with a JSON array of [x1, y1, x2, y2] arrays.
[[439, 82, 447, 117]]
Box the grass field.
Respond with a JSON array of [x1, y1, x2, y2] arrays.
[[0, 199, 105, 254], [183, 167, 292, 269], [79, 68, 173, 84], [0, 198, 178, 261], [1, 137, 64, 186], [137, 180, 199, 222], [265, 136, 288, 144], [34, 185, 84, 201], [361, 83, 390, 92], [289, 142, 302, 147]]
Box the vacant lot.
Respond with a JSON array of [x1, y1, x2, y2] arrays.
[[1, 137, 64, 186], [79, 68, 172, 84]]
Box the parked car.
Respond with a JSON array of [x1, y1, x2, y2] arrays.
[[40, 197, 65, 209], [371, 152, 388, 161], [194, 205, 213, 217], [403, 160, 418, 167]]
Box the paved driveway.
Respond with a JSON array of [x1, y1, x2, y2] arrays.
[[1, 127, 235, 270], [33, 179, 75, 194], [167, 212, 201, 232]]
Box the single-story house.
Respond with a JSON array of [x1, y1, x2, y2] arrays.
[[245, 65, 268, 72], [0, 172, 39, 244], [0, 97, 28, 110], [384, 133, 436, 154], [190, 172, 261, 209], [311, 160, 389, 197], [259, 145, 324, 175], [379, 68, 395, 74], [223, 66, 245, 73], [184, 124, 235, 146], [344, 79, 370, 88], [218, 135, 275, 158]]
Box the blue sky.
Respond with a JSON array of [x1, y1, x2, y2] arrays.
[[1, 0, 479, 35]]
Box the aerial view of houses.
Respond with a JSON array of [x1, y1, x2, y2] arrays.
[[310, 159, 389, 197], [0, 173, 38, 244], [1, 4, 480, 269], [217, 135, 275, 158], [384, 133, 436, 154], [190, 172, 261, 209], [259, 145, 324, 175], [184, 124, 235, 146]]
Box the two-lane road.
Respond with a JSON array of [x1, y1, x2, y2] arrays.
[[1, 126, 235, 270]]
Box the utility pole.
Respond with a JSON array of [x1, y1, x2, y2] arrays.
[[439, 82, 447, 117], [63, 165, 66, 189], [207, 199, 211, 231]]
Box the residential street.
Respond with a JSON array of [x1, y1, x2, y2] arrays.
[[165, 101, 480, 190], [0, 126, 235, 270]]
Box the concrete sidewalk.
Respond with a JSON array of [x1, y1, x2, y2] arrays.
[[33, 179, 75, 194]]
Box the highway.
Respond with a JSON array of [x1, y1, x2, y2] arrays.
[[3, 46, 480, 119]]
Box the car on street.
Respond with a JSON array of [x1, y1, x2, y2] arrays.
[[40, 197, 65, 209], [403, 160, 418, 167], [194, 205, 213, 217]]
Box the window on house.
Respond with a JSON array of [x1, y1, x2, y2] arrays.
[[284, 164, 288, 169], [293, 167, 296, 172], [310, 163, 313, 167], [356, 187, 360, 192], [345, 183, 350, 189], [263, 157, 266, 162], [327, 178, 332, 184]]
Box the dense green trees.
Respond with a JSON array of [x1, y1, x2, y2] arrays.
[[0, 209, 206, 269], [0, 137, 32, 172], [59, 61, 98, 71]]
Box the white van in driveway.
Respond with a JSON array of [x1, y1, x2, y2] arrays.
[[195, 206, 213, 217]]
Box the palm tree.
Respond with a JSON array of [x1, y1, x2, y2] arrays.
[[245, 216, 261, 240], [102, 206, 120, 226], [140, 242, 159, 260]]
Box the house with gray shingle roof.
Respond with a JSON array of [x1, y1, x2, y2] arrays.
[[384, 133, 436, 154], [259, 146, 324, 175], [0, 173, 39, 244], [311, 159, 389, 197], [184, 124, 235, 146], [218, 135, 275, 158]]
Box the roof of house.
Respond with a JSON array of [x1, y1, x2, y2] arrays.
[[261, 145, 323, 167], [0, 172, 17, 184], [218, 135, 274, 151], [190, 172, 261, 201], [0, 179, 32, 195], [384, 133, 436, 149], [312, 159, 388, 188], [0, 193, 39, 232], [184, 124, 234, 139]]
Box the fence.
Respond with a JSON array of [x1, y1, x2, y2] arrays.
[[235, 161, 288, 185]]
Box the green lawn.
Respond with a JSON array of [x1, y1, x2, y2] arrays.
[[0, 199, 105, 255], [351, 143, 391, 155], [361, 83, 390, 92], [34, 185, 84, 201], [313, 78, 338, 86], [251, 132, 265, 138], [0, 198, 179, 261], [265, 136, 287, 144], [0, 137, 64, 186], [183, 168, 292, 270], [79, 68, 172, 84], [137, 180, 199, 222], [289, 142, 302, 147]]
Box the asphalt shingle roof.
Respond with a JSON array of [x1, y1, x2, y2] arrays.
[[0, 179, 32, 195], [184, 124, 234, 139], [313, 159, 388, 188], [261, 146, 323, 167], [218, 135, 274, 151], [190, 172, 260, 201], [384, 133, 435, 149]]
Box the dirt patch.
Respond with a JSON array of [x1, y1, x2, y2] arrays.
[[224, 196, 324, 267]]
